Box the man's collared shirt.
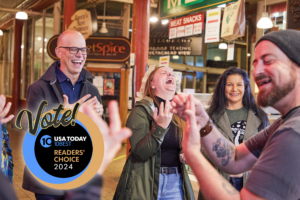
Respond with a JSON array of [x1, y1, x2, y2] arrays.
[[56, 65, 83, 104]]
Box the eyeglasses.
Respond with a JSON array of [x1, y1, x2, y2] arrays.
[[59, 46, 90, 55]]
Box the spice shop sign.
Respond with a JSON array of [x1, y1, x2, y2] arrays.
[[47, 35, 131, 63]]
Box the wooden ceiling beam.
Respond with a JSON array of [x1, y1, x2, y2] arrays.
[[0, 19, 13, 30], [31, 0, 61, 12]]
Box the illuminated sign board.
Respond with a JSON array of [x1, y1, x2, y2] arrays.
[[47, 35, 131, 63]]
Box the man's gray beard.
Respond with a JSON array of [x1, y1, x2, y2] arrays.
[[257, 76, 296, 107]]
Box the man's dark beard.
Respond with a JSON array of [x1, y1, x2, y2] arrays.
[[257, 73, 296, 107]]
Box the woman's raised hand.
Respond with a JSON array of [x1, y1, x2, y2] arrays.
[[153, 100, 173, 129]]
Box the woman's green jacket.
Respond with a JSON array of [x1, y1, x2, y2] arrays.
[[113, 96, 195, 200]]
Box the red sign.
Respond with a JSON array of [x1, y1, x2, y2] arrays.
[[169, 13, 204, 39]]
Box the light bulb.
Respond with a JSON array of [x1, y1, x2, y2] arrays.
[[219, 43, 227, 49], [99, 22, 108, 33], [15, 11, 28, 20], [162, 19, 169, 25], [257, 12, 273, 29], [150, 16, 158, 23]]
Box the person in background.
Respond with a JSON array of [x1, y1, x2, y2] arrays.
[[172, 29, 300, 199], [198, 67, 269, 199], [0, 94, 131, 200], [113, 67, 195, 200], [23, 30, 104, 200]]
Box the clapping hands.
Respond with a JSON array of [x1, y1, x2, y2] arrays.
[[170, 94, 210, 163], [171, 93, 209, 129]]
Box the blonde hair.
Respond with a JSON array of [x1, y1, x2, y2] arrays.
[[144, 67, 185, 146]]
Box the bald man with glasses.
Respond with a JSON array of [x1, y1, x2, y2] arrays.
[[23, 30, 104, 200]]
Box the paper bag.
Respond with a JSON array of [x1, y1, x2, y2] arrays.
[[221, 0, 245, 41]]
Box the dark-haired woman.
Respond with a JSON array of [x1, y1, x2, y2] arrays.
[[114, 67, 194, 200], [198, 67, 269, 200]]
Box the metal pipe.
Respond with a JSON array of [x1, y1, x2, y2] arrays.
[[9, 27, 13, 96], [97, 16, 132, 20], [31, 18, 35, 84], [22, 20, 28, 98], [41, 9, 45, 75]]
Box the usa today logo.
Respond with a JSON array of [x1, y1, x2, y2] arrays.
[[15, 101, 104, 190]]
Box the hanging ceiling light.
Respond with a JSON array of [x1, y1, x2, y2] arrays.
[[15, 11, 28, 20], [219, 43, 227, 49], [257, 12, 273, 29], [150, 16, 158, 23], [0, 30, 3, 36], [257, 0, 273, 29], [161, 19, 169, 25], [99, 1, 108, 33]]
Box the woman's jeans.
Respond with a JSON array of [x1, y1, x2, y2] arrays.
[[229, 177, 243, 191], [157, 167, 184, 200]]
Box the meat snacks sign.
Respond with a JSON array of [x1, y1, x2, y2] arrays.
[[47, 35, 131, 63], [169, 12, 204, 39], [15, 101, 104, 190]]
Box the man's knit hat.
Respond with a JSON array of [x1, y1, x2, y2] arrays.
[[256, 29, 300, 67]]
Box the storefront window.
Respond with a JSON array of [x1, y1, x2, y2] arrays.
[[207, 43, 226, 61], [34, 17, 54, 81], [170, 55, 183, 64], [196, 72, 204, 93], [0, 29, 14, 96], [196, 56, 204, 67], [23, 19, 33, 98], [186, 56, 194, 66], [207, 74, 220, 93], [184, 72, 204, 93], [45, 17, 54, 70], [0, 30, 12, 95]]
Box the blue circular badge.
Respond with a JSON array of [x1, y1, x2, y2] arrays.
[[40, 135, 52, 148], [20, 108, 104, 190]]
